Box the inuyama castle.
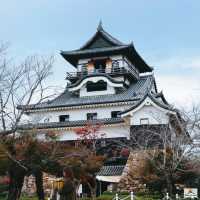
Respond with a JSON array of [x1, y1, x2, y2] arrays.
[[19, 23, 182, 194]]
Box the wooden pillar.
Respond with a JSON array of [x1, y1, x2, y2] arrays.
[[87, 61, 94, 74], [106, 59, 112, 73]]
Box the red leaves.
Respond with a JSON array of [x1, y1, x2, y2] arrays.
[[0, 176, 10, 184], [75, 122, 101, 138], [74, 122, 106, 148], [120, 148, 130, 157]]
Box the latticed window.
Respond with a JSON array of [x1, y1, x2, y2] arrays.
[[112, 60, 120, 72], [140, 118, 149, 125], [59, 115, 70, 122], [87, 113, 97, 120], [111, 111, 120, 118]]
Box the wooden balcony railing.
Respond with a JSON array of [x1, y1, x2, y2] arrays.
[[66, 67, 139, 80]]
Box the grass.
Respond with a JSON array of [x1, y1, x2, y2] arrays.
[[0, 196, 39, 200], [0, 192, 162, 200], [97, 194, 131, 200]]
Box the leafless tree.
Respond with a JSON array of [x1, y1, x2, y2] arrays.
[[118, 109, 200, 195], [0, 43, 54, 135], [0, 42, 56, 200]]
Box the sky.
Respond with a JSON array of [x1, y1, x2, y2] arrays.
[[0, 0, 200, 108]]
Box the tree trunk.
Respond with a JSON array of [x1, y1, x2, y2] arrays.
[[165, 173, 173, 196], [87, 183, 96, 200], [7, 165, 26, 200], [35, 170, 45, 200]]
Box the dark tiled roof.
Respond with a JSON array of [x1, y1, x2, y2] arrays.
[[61, 45, 129, 56], [60, 24, 152, 72], [60, 24, 128, 67], [79, 23, 125, 50], [18, 118, 125, 130], [96, 165, 125, 176], [19, 75, 154, 111], [154, 91, 169, 105], [61, 44, 153, 73]]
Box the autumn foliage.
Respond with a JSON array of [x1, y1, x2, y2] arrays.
[[75, 122, 105, 148], [0, 123, 105, 200]]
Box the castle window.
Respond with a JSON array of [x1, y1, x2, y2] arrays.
[[111, 111, 120, 118], [112, 60, 120, 71], [86, 80, 107, 92], [94, 59, 106, 72], [59, 115, 69, 122], [87, 113, 97, 120], [140, 118, 149, 125]]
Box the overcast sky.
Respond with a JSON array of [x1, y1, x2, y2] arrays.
[[0, 0, 200, 108]]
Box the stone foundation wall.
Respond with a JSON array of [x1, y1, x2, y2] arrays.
[[22, 175, 36, 196], [22, 173, 56, 196], [118, 151, 148, 192]]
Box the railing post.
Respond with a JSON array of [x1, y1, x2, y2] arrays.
[[116, 193, 119, 200], [131, 191, 134, 200], [166, 193, 169, 200], [56, 192, 60, 200]]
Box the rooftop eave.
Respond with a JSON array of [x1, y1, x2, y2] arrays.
[[60, 46, 129, 68], [61, 44, 153, 73], [18, 99, 139, 113], [128, 43, 153, 73], [120, 92, 175, 117], [17, 118, 125, 131], [18, 74, 154, 112]]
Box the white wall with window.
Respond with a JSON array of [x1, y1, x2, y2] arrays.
[[130, 104, 170, 125], [27, 104, 131, 124]]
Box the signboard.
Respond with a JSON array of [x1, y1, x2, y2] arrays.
[[184, 188, 198, 199]]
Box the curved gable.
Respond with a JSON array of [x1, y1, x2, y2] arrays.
[[68, 76, 124, 92], [121, 93, 175, 125]]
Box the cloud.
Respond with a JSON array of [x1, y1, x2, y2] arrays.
[[155, 55, 200, 70], [155, 73, 200, 108], [149, 54, 200, 108]]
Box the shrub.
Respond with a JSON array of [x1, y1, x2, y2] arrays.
[[0, 184, 8, 192], [102, 191, 114, 195], [97, 197, 113, 200], [119, 191, 130, 195], [135, 191, 162, 200]]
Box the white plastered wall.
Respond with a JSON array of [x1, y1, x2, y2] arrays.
[[130, 105, 169, 125], [28, 104, 132, 124], [122, 97, 172, 125], [58, 124, 130, 141]]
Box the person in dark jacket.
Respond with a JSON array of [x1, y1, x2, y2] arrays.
[[59, 167, 76, 200]]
